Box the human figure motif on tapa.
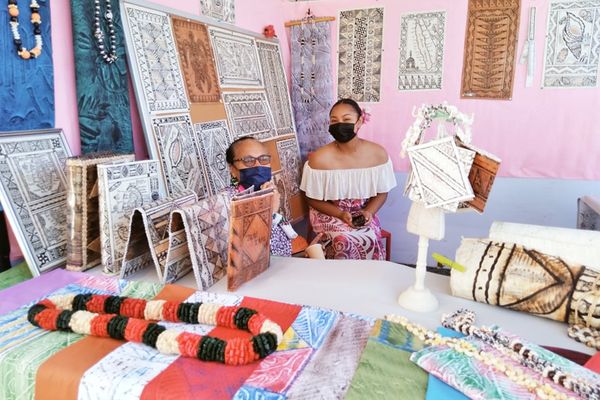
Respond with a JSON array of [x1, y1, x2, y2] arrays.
[[451, 238, 600, 331]]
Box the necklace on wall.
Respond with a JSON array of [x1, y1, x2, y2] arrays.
[[93, 0, 118, 64], [7, 0, 43, 60]]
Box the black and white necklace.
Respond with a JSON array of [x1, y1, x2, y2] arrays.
[[93, 0, 117, 64]]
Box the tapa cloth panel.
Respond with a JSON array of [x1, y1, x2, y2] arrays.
[[337, 7, 384, 102], [0, 130, 72, 276], [398, 11, 446, 91], [461, 0, 521, 99], [542, 0, 600, 88], [451, 238, 600, 329], [172, 17, 221, 103], [66, 153, 135, 272], [97, 160, 163, 275], [163, 191, 231, 290], [120, 190, 198, 281], [0, 272, 382, 399], [227, 189, 274, 291], [289, 21, 334, 161]]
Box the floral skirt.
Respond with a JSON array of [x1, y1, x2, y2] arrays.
[[309, 199, 385, 261]]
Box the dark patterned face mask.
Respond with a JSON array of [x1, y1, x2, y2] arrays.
[[328, 123, 356, 143]]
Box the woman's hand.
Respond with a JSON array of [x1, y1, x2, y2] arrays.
[[360, 209, 373, 225], [338, 211, 353, 227], [261, 181, 280, 214]]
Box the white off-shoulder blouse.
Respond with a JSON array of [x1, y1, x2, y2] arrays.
[[300, 158, 397, 201]]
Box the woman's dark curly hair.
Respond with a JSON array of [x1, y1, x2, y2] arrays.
[[225, 136, 257, 165], [330, 98, 362, 118]]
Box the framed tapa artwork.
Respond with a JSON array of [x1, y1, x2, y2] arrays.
[[0, 129, 72, 276]]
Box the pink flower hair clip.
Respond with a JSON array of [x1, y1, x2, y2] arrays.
[[361, 107, 372, 124]]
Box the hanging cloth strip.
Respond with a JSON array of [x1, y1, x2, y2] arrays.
[[27, 293, 283, 366]]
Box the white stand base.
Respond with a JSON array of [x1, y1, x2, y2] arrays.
[[397, 285, 439, 313]]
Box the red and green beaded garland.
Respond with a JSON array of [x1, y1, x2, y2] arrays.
[[27, 294, 283, 366]]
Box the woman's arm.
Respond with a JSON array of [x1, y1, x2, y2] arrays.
[[306, 198, 353, 226]]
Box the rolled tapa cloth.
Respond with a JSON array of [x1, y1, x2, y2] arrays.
[[451, 238, 600, 329]]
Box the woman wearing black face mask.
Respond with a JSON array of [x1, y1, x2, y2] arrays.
[[299, 98, 397, 260], [225, 137, 293, 257]]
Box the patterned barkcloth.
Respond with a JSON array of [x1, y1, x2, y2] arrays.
[[2, 270, 596, 399], [0, 269, 395, 400]]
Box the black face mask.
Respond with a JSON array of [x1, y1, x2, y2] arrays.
[[329, 123, 357, 143]]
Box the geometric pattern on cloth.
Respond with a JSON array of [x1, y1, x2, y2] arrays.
[[209, 27, 263, 88], [172, 18, 221, 103], [164, 191, 231, 289], [66, 153, 135, 272], [0, 0, 54, 132], [71, 0, 134, 153], [193, 120, 233, 196], [291, 307, 339, 349], [120, 190, 198, 281], [338, 7, 384, 102], [200, 0, 235, 24], [0, 130, 72, 276], [150, 113, 210, 199], [256, 40, 295, 136], [398, 11, 446, 91], [460, 0, 521, 99], [222, 91, 277, 141], [542, 0, 600, 88], [407, 137, 474, 208], [227, 190, 274, 291], [275, 138, 301, 196], [123, 3, 189, 113], [290, 21, 334, 160], [97, 160, 163, 275], [451, 238, 600, 328]]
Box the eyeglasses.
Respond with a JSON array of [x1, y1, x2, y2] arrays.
[[233, 154, 272, 167]]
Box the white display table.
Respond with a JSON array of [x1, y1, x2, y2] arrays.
[[116, 256, 594, 355]]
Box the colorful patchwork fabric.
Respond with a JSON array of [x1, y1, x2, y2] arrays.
[[346, 320, 428, 400], [0, 273, 384, 399], [412, 327, 599, 400]]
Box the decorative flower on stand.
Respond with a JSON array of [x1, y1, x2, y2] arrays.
[[361, 107, 372, 124], [263, 25, 276, 38]]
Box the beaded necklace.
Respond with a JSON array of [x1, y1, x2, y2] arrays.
[[93, 0, 118, 64], [7, 0, 42, 60], [386, 314, 581, 400], [28, 294, 283, 366], [441, 309, 600, 400]]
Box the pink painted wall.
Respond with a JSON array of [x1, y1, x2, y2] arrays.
[[9, 0, 600, 262], [52, 0, 600, 181], [283, 0, 600, 180]]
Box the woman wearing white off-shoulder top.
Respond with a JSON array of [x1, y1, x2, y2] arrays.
[[300, 99, 397, 260]]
